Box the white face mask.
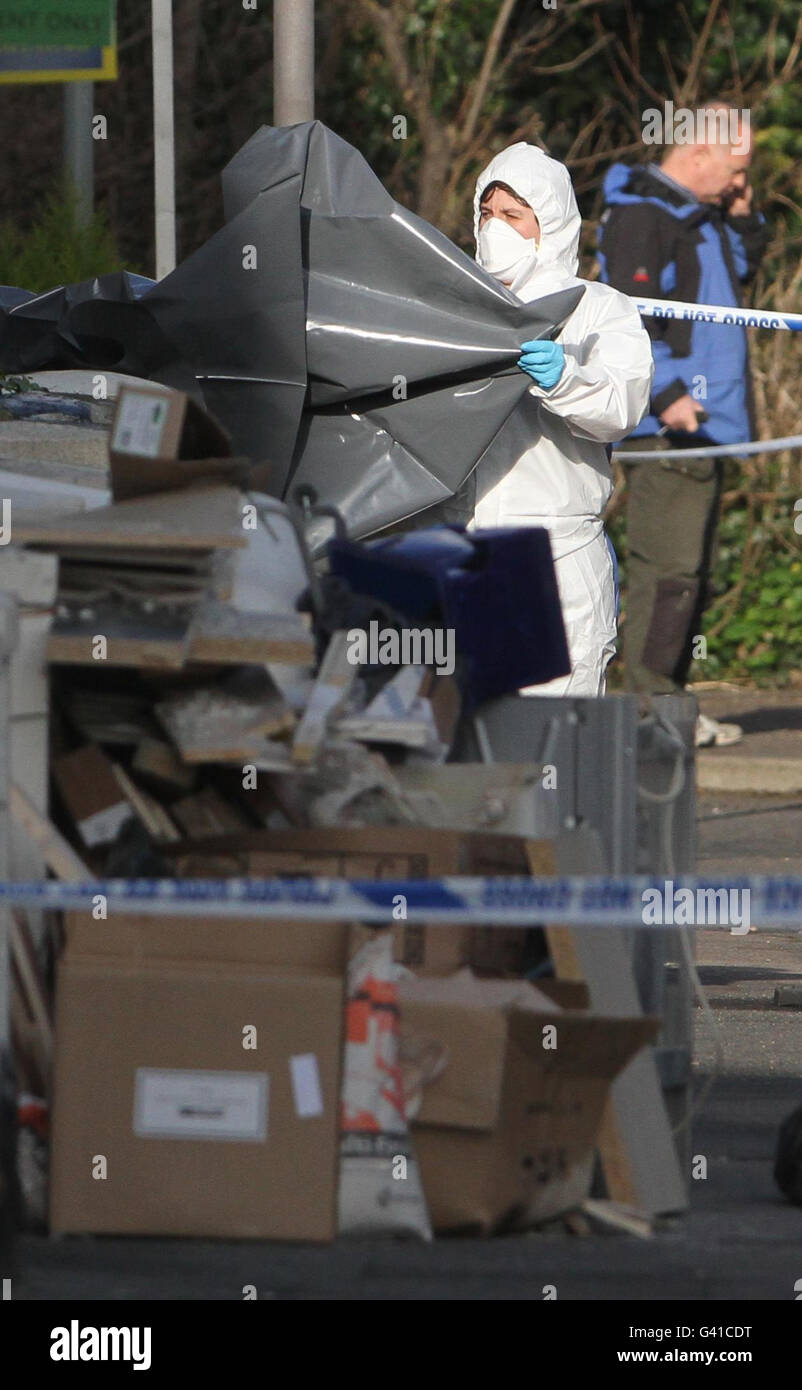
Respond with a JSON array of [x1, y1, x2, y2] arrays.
[[476, 216, 538, 292]]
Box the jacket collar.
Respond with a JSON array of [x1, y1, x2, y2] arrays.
[[625, 163, 716, 226]]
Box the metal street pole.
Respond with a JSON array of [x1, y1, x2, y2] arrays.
[[273, 0, 315, 125], [63, 81, 94, 226], [151, 0, 176, 279], [0, 593, 17, 1248]]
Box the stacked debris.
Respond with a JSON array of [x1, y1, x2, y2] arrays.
[[2, 380, 570, 885], [1, 379, 671, 1242]]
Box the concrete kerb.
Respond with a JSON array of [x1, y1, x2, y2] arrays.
[[696, 753, 802, 795]]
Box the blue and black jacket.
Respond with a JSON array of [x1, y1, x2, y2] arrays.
[[597, 162, 769, 445]]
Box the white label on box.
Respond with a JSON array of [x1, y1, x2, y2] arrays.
[[289, 1054, 324, 1118], [134, 1069, 268, 1141], [112, 393, 171, 458]]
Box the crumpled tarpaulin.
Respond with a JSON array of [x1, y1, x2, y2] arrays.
[[0, 122, 583, 542]]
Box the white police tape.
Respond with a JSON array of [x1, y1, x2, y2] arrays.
[[616, 296, 802, 460], [1, 874, 802, 928], [612, 433, 802, 462], [633, 294, 802, 334]]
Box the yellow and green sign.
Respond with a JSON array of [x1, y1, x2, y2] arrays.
[[0, 2, 112, 48], [0, 2, 117, 83]]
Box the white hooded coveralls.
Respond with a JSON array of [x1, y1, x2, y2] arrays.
[[471, 144, 654, 695]]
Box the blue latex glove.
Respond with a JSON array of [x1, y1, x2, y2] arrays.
[[518, 339, 565, 390]]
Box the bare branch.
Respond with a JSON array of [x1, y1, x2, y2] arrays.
[[765, 5, 780, 81], [457, 0, 519, 147], [610, 36, 669, 106], [492, 15, 561, 86], [779, 10, 802, 81], [424, 0, 452, 90], [530, 32, 614, 76], [625, 0, 639, 71], [676, 4, 697, 46], [719, 9, 744, 106], [657, 38, 682, 106], [316, 0, 349, 94], [678, 0, 724, 106], [564, 99, 614, 162], [351, 0, 427, 123], [567, 139, 644, 169]]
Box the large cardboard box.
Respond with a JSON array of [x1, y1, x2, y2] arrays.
[[61, 912, 348, 974], [400, 989, 656, 1233], [50, 916, 346, 1240], [164, 826, 550, 977]]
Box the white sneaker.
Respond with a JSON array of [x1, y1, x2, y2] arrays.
[[695, 712, 743, 748]]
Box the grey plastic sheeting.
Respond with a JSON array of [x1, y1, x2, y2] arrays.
[[0, 122, 582, 541]]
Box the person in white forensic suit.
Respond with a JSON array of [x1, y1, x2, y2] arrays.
[[469, 143, 654, 695]]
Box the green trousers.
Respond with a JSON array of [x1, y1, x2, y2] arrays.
[[620, 439, 724, 694]]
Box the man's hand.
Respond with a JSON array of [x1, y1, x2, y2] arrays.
[[659, 394, 707, 433], [518, 340, 565, 390], [725, 175, 754, 218]]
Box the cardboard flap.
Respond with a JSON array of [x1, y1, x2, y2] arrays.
[[109, 386, 240, 501], [63, 912, 347, 973], [507, 1011, 658, 1079], [400, 1000, 507, 1133]]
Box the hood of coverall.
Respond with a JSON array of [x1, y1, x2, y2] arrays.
[[473, 143, 582, 287]]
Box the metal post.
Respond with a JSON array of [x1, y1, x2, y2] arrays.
[[63, 81, 94, 226], [273, 0, 315, 126], [0, 594, 18, 1247], [151, 0, 177, 279], [0, 595, 17, 1058]]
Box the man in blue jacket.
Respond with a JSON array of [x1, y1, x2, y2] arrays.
[[598, 104, 768, 744]]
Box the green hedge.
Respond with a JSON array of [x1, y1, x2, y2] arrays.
[[609, 492, 802, 687], [1, 183, 126, 293], [698, 502, 802, 683]]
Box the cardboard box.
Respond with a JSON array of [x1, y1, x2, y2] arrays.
[[50, 917, 346, 1240], [163, 826, 552, 977], [109, 385, 248, 501], [400, 983, 656, 1232], [52, 745, 133, 848], [167, 826, 472, 973], [62, 912, 348, 974]]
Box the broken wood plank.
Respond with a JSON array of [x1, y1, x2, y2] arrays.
[[10, 910, 53, 1081], [13, 483, 247, 551], [9, 782, 89, 882], [131, 736, 197, 793], [188, 602, 315, 666], [292, 630, 356, 765], [110, 762, 181, 843], [170, 787, 253, 838], [580, 1198, 654, 1239], [156, 671, 295, 763], [47, 596, 195, 670]]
